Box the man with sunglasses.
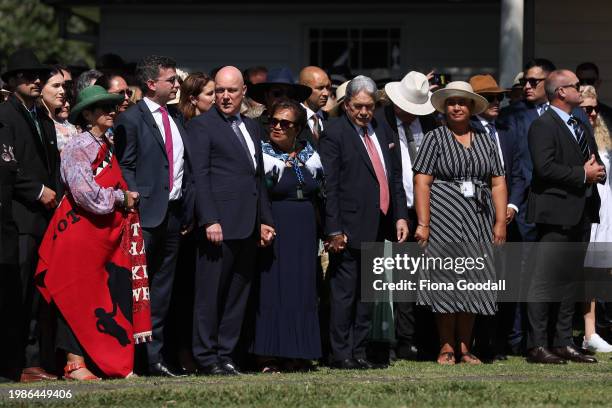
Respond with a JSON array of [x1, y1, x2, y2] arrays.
[[0, 49, 61, 382], [114, 55, 194, 377], [96, 74, 132, 114], [469, 74, 528, 362]]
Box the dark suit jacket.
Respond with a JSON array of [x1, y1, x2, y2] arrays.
[[114, 99, 194, 229], [319, 114, 408, 248], [298, 109, 329, 150], [526, 108, 603, 226], [0, 95, 60, 237], [185, 107, 273, 240], [0, 120, 19, 264], [470, 118, 528, 210]]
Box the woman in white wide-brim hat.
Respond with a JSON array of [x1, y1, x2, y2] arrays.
[[412, 81, 508, 366]]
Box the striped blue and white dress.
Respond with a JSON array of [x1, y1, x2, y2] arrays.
[[413, 125, 504, 315]]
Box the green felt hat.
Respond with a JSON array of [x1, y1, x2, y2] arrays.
[[69, 85, 124, 123]]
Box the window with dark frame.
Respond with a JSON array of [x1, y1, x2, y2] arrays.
[[309, 27, 401, 71]]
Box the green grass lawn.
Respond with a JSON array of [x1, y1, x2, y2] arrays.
[[1, 356, 611, 407]]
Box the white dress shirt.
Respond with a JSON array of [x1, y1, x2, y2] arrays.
[[396, 116, 414, 208], [354, 123, 387, 176], [302, 103, 325, 134], [143, 97, 185, 200], [408, 118, 425, 151], [224, 113, 257, 169]]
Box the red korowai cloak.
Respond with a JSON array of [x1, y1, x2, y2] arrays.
[[35, 141, 152, 378]]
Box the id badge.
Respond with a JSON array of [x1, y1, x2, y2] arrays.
[[461, 181, 475, 198]]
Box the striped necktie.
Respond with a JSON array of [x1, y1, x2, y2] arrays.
[[567, 115, 590, 161]]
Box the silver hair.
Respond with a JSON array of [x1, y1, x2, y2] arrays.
[[345, 75, 377, 102]]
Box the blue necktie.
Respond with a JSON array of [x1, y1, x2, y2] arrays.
[[567, 115, 590, 161]]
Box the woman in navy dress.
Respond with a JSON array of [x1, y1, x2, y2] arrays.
[[251, 99, 323, 372]]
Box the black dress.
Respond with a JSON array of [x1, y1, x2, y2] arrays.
[[251, 156, 322, 359]]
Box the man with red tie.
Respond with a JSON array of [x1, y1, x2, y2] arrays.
[[319, 76, 409, 369], [114, 55, 194, 377]]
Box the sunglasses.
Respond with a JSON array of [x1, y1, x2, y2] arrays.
[[556, 82, 580, 92], [579, 78, 597, 86], [519, 77, 546, 88], [111, 88, 134, 98], [483, 94, 505, 103], [582, 105, 600, 115], [269, 118, 296, 130]]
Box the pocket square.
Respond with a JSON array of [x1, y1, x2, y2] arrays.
[[388, 142, 395, 149]]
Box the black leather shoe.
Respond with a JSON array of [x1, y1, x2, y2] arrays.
[[492, 354, 508, 362], [198, 363, 230, 376], [526, 347, 567, 364], [330, 358, 362, 370], [220, 361, 242, 376], [355, 358, 387, 369], [149, 362, 188, 377], [395, 344, 419, 360], [551, 345, 598, 363]]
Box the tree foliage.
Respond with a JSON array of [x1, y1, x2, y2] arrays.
[[0, 0, 93, 68]]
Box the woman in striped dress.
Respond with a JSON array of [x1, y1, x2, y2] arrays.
[[413, 81, 507, 365]]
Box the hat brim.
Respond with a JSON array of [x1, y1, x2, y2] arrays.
[[430, 88, 489, 115], [69, 93, 124, 123], [475, 86, 510, 94], [1, 67, 52, 83], [385, 82, 435, 116], [247, 82, 312, 105]]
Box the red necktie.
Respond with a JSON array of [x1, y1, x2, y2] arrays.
[[362, 127, 389, 215], [159, 106, 174, 188]]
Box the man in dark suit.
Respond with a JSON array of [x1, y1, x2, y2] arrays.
[[186, 66, 275, 376], [469, 74, 529, 361], [375, 71, 437, 360], [298, 66, 332, 150], [319, 75, 409, 370], [0, 49, 60, 382], [526, 69, 606, 364], [114, 55, 194, 377]]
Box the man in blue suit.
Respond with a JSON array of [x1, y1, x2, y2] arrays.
[[319, 76, 409, 370], [469, 74, 528, 361], [186, 66, 275, 376], [114, 55, 194, 377]]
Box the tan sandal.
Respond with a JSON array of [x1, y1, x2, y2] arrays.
[[437, 351, 456, 365], [63, 362, 100, 381], [460, 352, 482, 365]]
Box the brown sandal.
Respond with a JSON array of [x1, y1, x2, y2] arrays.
[[437, 351, 456, 365], [64, 362, 100, 381], [460, 352, 482, 365]]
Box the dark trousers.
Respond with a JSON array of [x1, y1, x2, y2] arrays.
[[526, 223, 590, 349], [0, 264, 23, 380], [19, 234, 54, 370], [142, 201, 182, 367], [394, 209, 417, 354], [192, 235, 256, 367], [56, 314, 82, 356], [328, 248, 372, 361]]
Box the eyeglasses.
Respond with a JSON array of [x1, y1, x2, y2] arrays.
[[579, 78, 597, 86], [111, 89, 134, 98], [269, 118, 296, 130], [155, 76, 179, 84], [582, 105, 600, 115], [519, 77, 546, 88], [556, 82, 580, 92], [483, 94, 505, 103]]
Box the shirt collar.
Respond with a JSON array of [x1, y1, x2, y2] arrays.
[[143, 97, 163, 113], [301, 103, 321, 121], [476, 115, 493, 127], [549, 105, 571, 123], [352, 122, 373, 137]]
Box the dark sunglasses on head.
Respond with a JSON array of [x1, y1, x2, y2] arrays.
[[112, 89, 134, 98], [582, 105, 600, 115], [519, 77, 546, 88], [483, 93, 505, 103], [269, 118, 296, 130], [579, 78, 597, 86]]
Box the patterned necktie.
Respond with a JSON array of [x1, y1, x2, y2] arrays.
[[486, 123, 497, 143], [567, 115, 590, 161], [362, 127, 389, 215], [311, 114, 321, 142], [159, 106, 174, 188], [229, 116, 254, 168]]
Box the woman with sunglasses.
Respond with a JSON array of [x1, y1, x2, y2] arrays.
[[581, 85, 612, 353], [35, 85, 151, 380], [250, 98, 323, 372], [40, 66, 79, 152]]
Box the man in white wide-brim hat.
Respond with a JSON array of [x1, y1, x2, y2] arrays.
[[374, 71, 439, 361]]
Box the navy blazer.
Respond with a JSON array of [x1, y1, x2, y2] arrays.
[[527, 108, 603, 226], [185, 107, 273, 240], [114, 99, 194, 229], [319, 114, 408, 248], [470, 118, 528, 210]]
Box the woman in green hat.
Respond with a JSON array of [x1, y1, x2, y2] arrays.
[[35, 85, 152, 380]]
